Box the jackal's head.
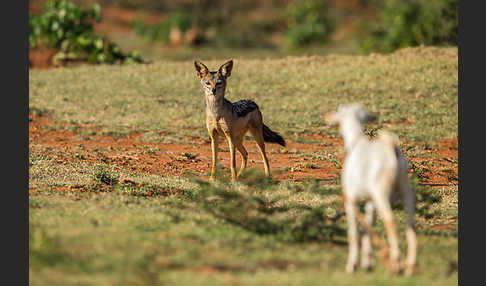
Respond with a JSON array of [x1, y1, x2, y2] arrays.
[[194, 60, 233, 97]]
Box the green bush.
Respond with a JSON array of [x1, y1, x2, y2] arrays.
[[284, 0, 334, 48], [132, 19, 171, 43], [132, 10, 192, 43], [29, 0, 142, 65], [361, 0, 458, 53]]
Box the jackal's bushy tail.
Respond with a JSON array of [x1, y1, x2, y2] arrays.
[[262, 124, 286, 147]]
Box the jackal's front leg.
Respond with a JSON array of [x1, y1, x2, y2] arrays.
[[209, 132, 219, 181], [225, 134, 237, 182]]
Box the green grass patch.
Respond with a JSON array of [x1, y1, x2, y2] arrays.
[[29, 47, 457, 285], [30, 164, 457, 285], [29, 46, 457, 143]]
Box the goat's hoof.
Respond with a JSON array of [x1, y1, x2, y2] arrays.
[[361, 256, 375, 272], [404, 265, 415, 276], [387, 262, 402, 275], [346, 263, 357, 274], [361, 263, 375, 272]]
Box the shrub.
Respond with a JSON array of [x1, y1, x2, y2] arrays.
[[29, 0, 143, 65], [360, 0, 458, 53], [284, 0, 334, 48], [132, 10, 193, 44], [132, 19, 171, 43]]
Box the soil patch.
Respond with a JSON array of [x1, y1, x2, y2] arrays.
[[29, 114, 458, 188], [29, 48, 58, 69]]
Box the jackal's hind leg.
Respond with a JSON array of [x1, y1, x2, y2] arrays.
[[249, 126, 270, 176]]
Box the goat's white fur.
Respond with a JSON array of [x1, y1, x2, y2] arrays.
[[326, 103, 417, 275]]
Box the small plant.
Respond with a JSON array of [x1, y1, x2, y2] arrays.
[[411, 175, 442, 219], [29, 0, 143, 65], [329, 158, 341, 169], [139, 146, 159, 155], [181, 152, 199, 160], [284, 0, 334, 48], [409, 161, 429, 181], [92, 166, 119, 186], [72, 152, 84, 159], [29, 106, 49, 117], [116, 181, 179, 197]]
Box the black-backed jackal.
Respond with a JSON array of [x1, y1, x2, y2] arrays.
[[194, 60, 285, 181]]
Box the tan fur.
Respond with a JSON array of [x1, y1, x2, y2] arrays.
[[194, 60, 274, 181]]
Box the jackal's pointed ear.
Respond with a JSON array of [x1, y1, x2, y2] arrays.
[[218, 60, 233, 79], [194, 60, 209, 79]]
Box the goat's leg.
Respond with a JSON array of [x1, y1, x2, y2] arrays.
[[361, 201, 375, 271], [375, 196, 401, 274], [345, 199, 360, 273], [402, 179, 417, 276]]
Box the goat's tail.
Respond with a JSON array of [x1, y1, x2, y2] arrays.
[[377, 130, 400, 148], [262, 124, 286, 147]]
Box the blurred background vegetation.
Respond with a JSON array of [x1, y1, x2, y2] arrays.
[[29, 0, 458, 68]]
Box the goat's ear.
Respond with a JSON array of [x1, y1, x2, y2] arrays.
[[218, 60, 233, 79], [365, 112, 379, 123], [356, 109, 378, 123], [194, 60, 209, 79]]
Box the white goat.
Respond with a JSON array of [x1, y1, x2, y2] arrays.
[[325, 103, 417, 275]]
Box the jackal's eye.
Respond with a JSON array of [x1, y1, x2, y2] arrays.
[[204, 81, 210, 86]]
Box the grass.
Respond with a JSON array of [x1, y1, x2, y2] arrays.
[[29, 47, 457, 285], [29, 165, 457, 286], [29, 46, 457, 143]]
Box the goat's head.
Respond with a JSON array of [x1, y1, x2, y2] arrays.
[[325, 103, 378, 126]]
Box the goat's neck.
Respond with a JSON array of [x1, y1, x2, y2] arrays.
[[340, 118, 366, 152]]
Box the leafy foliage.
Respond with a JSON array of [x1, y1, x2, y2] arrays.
[[284, 0, 334, 48], [29, 0, 143, 65], [131, 10, 193, 44], [361, 0, 458, 53]]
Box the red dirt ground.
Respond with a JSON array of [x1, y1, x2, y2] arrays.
[[29, 48, 59, 70], [29, 114, 458, 192]]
